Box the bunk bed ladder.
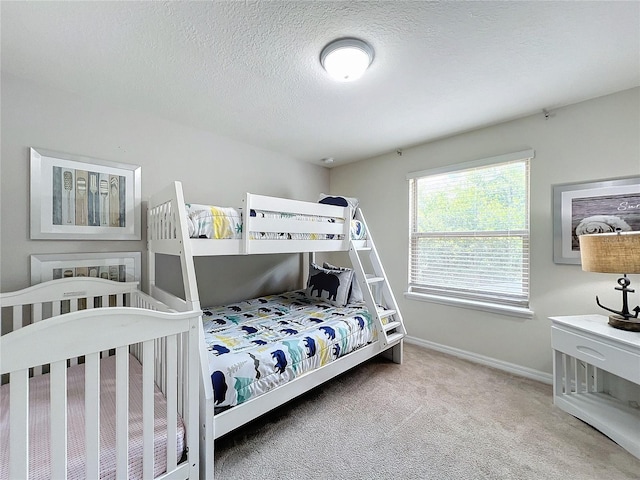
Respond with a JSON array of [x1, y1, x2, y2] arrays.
[[348, 210, 406, 350]]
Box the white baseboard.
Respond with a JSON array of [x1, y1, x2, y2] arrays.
[[404, 335, 553, 385]]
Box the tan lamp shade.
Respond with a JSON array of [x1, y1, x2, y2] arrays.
[[579, 231, 640, 273]]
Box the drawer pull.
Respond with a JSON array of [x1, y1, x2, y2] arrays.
[[576, 345, 606, 360]]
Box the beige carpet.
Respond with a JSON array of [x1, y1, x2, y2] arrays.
[[214, 343, 640, 479]]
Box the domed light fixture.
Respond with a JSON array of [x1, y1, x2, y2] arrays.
[[320, 38, 374, 82]]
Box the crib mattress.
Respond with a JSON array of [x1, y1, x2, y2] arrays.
[[202, 290, 378, 407], [0, 354, 185, 480]]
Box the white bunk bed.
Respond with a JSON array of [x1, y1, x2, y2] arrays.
[[147, 181, 406, 479], [0, 277, 200, 480]]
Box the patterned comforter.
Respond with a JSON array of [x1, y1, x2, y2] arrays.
[[202, 291, 377, 407]]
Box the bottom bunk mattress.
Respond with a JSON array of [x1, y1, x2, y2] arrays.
[[0, 354, 185, 480], [202, 290, 378, 408]]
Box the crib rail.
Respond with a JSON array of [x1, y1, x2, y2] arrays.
[[0, 278, 200, 480], [1, 278, 139, 378], [1, 277, 137, 329]]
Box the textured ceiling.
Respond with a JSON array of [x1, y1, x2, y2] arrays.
[[2, 1, 639, 166]]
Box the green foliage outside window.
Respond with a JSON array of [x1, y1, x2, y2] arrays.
[[416, 162, 527, 233]]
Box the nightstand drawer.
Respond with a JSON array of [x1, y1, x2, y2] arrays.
[[551, 326, 640, 383]]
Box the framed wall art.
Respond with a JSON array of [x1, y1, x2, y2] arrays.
[[553, 176, 640, 264], [30, 148, 141, 240], [30, 252, 141, 285]]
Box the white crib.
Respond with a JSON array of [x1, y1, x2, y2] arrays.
[[0, 277, 201, 479]]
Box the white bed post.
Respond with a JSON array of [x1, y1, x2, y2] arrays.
[[243, 192, 251, 255], [173, 183, 201, 311], [199, 331, 216, 480], [302, 253, 311, 288]]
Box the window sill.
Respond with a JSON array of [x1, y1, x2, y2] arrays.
[[403, 292, 534, 319]]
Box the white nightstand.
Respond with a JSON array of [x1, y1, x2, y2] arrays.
[[550, 315, 640, 459]]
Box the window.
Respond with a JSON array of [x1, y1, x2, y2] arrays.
[[408, 150, 533, 311]]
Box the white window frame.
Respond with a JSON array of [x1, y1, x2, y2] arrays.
[[405, 150, 534, 318]]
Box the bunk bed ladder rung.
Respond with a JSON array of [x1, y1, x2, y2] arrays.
[[379, 309, 397, 318], [348, 210, 406, 349], [383, 320, 402, 332]]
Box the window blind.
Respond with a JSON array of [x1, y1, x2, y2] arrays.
[[408, 152, 532, 307]]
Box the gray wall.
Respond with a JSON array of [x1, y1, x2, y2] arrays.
[[1, 73, 329, 303], [3, 72, 638, 376], [329, 88, 640, 376]]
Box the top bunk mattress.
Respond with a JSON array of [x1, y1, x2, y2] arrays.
[[201, 290, 384, 408], [185, 203, 367, 241]]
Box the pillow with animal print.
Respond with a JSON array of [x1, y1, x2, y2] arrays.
[[318, 194, 359, 218], [306, 262, 354, 307], [323, 262, 364, 304]]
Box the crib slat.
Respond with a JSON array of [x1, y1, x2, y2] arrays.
[[152, 337, 158, 387], [85, 352, 101, 479], [166, 334, 178, 470], [50, 360, 68, 479], [143, 340, 155, 479], [116, 347, 129, 480], [178, 334, 185, 414], [158, 337, 166, 394], [32, 304, 45, 377], [9, 369, 29, 480], [12, 305, 22, 332]]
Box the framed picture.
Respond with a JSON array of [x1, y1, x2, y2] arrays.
[[30, 252, 141, 284], [553, 177, 640, 264], [30, 148, 141, 240]]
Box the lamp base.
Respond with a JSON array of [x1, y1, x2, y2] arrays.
[[608, 315, 640, 332]]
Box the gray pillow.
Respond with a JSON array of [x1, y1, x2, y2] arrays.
[[323, 262, 364, 304], [306, 262, 354, 307]]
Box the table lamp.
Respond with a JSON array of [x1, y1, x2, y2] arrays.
[[579, 230, 640, 331]]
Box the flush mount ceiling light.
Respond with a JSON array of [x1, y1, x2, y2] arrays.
[[320, 38, 374, 82]]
